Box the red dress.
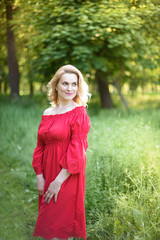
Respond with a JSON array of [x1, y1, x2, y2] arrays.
[[32, 106, 91, 240]]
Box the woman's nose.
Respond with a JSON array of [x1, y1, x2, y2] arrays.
[[67, 84, 72, 90]]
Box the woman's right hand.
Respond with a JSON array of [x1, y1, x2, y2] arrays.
[[36, 174, 45, 196]]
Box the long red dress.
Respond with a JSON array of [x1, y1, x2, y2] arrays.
[[32, 106, 91, 240]]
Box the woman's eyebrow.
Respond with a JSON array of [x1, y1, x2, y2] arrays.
[[62, 80, 77, 83]]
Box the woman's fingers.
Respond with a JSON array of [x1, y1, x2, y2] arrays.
[[44, 192, 54, 203], [38, 189, 44, 195], [44, 191, 50, 200], [44, 181, 61, 204], [39, 191, 43, 196], [44, 191, 57, 203], [44, 190, 53, 202], [37, 175, 45, 195], [54, 193, 57, 203], [44, 193, 57, 203]]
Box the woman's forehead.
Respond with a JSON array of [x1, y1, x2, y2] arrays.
[[60, 73, 78, 82]]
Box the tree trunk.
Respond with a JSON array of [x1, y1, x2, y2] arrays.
[[0, 80, 2, 94], [5, 0, 20, 99], [4, 81, 8, 94], [113, 82, 129, 112], [29, 82, 33, 97], [95, 70, 113, 108], [130, 76, 135, 96], [142, 69, 145, 94]]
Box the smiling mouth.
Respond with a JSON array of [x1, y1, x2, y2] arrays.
[[65, 93, 73, 95]]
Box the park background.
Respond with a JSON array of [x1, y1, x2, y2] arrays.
[[0, 0, 160, 239]]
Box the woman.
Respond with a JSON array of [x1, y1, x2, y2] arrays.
[[32, 65, 91, 240]]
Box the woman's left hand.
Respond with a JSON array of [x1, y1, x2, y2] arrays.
[[44, 180, 61, 204]]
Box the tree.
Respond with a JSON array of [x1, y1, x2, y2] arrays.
[[11, 0, 160, 107], [1, 0, 20, 98]]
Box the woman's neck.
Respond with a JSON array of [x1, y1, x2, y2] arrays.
[[57, 100, 77, 109]]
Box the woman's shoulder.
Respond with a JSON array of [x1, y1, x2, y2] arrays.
[[75, 104, 88, 114], [72, 106, 91, 132], [43, 107, 56, 115], [73, 105, 90, 122]]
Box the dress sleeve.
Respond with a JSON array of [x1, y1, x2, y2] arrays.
[[32, 119, 45, 175], [59, 108, 91, 174]]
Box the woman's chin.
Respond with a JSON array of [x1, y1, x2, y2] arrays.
[[63, 94, 76, 100]]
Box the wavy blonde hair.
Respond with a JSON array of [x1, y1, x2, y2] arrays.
[[47, 64, 91, 107]]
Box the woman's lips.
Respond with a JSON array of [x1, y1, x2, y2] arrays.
[[65, 93, 73, 95]]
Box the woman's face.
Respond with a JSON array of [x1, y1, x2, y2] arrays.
[[56, 73, 78, 102]]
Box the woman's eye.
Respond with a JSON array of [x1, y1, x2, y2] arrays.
[[72, 83, 77, 86], [63, 82, 67, 85]]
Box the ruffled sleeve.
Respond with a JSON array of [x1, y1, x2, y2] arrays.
[[59, 108, 91, 174], [32, 119, 45, 175]]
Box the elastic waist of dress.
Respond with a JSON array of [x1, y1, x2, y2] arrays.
[[45, 140, 70, 146], [71, 134, 87, 140]]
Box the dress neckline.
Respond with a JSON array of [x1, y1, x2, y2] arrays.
[[42, 106, 85, 117]]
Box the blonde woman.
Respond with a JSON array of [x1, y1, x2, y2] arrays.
[[32, 65, 91, 240]]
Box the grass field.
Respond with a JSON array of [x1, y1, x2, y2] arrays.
[[0, 93, 160, 240]]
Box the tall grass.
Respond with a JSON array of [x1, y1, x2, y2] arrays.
[[86, 108, 160, 239], [0, 94, 160, 240]]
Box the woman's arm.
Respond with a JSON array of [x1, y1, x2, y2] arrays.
[[44, 169, 71, 204], [36, 174, 45, 196], [55, 168, 71, 184]]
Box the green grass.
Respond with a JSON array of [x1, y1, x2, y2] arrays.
[[0, 93, 160, 240]]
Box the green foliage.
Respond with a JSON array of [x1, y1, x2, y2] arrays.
[[0, 1, 9, 88], [8, 0, 159, 92], [85, 101, 160, 239], [0, 94, 160, 239]]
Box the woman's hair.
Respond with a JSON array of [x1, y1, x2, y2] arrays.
[[47, 64, 91, 107]]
